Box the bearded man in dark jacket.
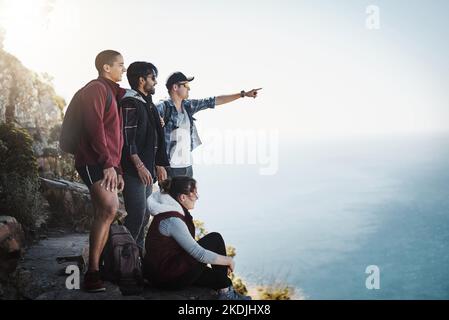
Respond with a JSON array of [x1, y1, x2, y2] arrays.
[[120, 61, 169, 252]]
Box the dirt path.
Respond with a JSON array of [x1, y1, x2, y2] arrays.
[[14, 231, 217, 300]]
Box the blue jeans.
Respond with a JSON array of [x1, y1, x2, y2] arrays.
[[166, 166, 193, 178], [122, 174, 152, 250]]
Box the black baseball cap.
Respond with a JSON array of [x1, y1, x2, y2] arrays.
[[166, 72, 194, 90]]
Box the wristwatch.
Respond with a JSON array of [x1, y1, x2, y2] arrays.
[[240, 90, 245, 98]]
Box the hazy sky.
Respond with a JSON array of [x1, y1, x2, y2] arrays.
[[1, 0, 448, 139]]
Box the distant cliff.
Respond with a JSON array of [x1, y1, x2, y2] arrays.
[[0, 47, 64, 155]]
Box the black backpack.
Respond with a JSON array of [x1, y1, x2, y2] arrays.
[[100, 223, 144, 296], [59, 79, 113, 154]]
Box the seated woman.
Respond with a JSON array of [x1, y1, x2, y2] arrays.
[[143, 176, 251, 300]]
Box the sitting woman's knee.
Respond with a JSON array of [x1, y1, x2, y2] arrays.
[[208, 232, 224, 243]]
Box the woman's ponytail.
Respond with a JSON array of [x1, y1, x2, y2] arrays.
[[159, 178, 172, 194]]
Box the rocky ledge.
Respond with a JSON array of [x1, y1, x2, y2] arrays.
[[1, 229, 218, 300]]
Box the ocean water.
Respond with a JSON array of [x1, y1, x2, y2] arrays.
[[191, 134, 449, 299]]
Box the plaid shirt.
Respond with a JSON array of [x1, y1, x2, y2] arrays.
[[156, 97, 216, 161]]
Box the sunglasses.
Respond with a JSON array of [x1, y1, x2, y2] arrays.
[[146, 74, 157, 81], [177, 82, 190, 89]]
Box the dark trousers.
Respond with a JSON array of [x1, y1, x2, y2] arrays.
[[122, 174, 152, 250], [150, 234, 232, 291], [186, 232, 233, 290]]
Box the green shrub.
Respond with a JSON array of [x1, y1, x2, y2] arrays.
[[194, 219, 208, 241], [57, 153, 79, 181], [48, 124, 61, 144], [43, 124, 80, 181], [0, 123, 44, 230], [230, 273, 249, 296], [226, 245, 236, 258], [0, 173, 44, 230], [257, 284, 295, 300], [52, 95, 66, 117], [0, 123, 38, 180]]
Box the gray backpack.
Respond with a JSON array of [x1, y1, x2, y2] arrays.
[[100, 223, 143, 295]]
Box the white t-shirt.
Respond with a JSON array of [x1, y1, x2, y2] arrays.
[[169, 107, 193, 168]]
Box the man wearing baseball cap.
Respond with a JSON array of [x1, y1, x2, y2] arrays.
[[155, 71, 261, 179]]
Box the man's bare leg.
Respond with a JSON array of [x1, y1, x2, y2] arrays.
[[88, 181, 119, 271]]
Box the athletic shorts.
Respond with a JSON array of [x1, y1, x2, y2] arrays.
[[76, 164, 104, 189]]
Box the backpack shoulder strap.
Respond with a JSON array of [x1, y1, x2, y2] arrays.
[[163, 100, 172, 124], [91, 78, 113, 113], [105, 89, 113, 113]]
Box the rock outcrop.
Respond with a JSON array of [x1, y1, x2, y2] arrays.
[[40, 178, 127, 232], [0, 216, 25, 299], [3, 231, 217, 300], [0, 216, 24, 276]]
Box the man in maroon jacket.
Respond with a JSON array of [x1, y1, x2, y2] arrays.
[[75, 50, 126, 292]]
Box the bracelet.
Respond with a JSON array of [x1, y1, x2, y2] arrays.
[[136, 163, 145, 170], [240, 90, 245, 98]]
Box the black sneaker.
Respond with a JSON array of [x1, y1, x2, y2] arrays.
[[83, 270, 106, 293]]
